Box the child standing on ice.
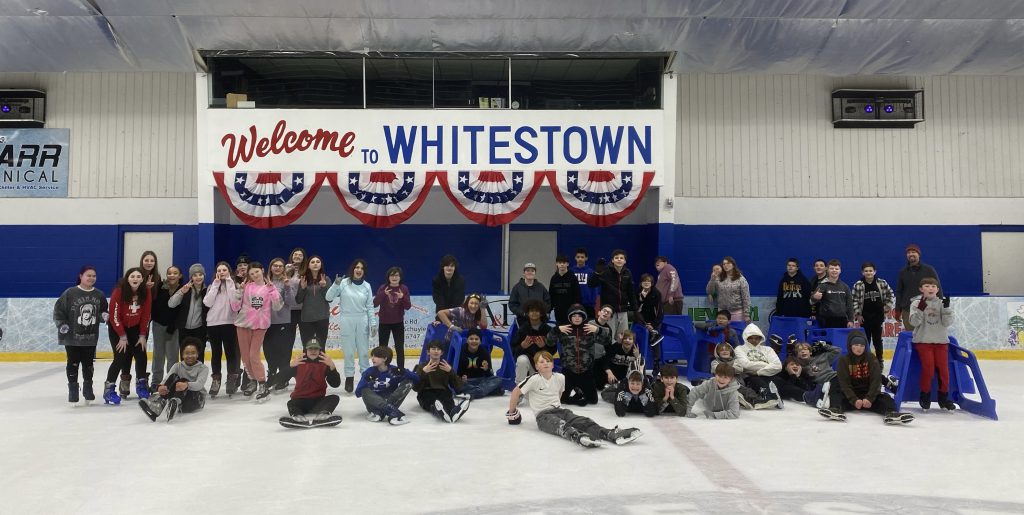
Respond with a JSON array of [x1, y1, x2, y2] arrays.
[[54, 265, 108, 405], [231, 261, 282, 401]]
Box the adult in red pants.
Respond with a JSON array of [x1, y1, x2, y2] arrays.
[[909, 277, 956, 410]]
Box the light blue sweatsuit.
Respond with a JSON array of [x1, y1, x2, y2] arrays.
[[327, 277, 377, 377]]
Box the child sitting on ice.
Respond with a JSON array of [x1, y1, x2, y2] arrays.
[[139, 338, 209, 422], [355, 346, 419, 425], [414, 340, 470, 423], [456, 328, 505, 399], [279, 338, 343, 428]]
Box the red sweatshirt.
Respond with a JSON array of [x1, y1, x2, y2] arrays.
[[291, 359, 342, 400], [109, 287, 152, 338]]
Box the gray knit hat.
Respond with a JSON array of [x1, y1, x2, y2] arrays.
[[188, 263, 206, 277]]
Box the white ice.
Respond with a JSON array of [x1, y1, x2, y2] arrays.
[[2, 360, 1023, 515]]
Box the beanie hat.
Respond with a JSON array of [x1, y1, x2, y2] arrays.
[[567, 304, 587, 321], [188, 263, 205, 277], [304, 337, 322, 350], [846, 330, 869, 357], [905, 243, 921, 255], [236, 253, 250, 266]]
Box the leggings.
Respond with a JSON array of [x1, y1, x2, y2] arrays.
[[236, 327, 268, 382], [264, 323, 297, 380], [915, 343, 950, 393], [106, 325, 147, 383], [298, 319, 329, 347], [378, 322, 406, 369], [65, 346, 96, 383], [207, 324, 240, 377]]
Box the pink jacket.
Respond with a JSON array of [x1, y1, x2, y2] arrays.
[[231, 282, 283, 330]]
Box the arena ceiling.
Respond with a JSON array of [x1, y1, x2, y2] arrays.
[[2, 0, 1024, 75]]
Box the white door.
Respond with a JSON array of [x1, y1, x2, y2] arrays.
[[981, 232, 1024, 295], [123, 232, 174, 275], [507, 231, 558, 292]]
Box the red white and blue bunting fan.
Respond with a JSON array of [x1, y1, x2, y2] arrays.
[[548, 170, 655, 227], [327, 171, 437, 228], [213, 171, 327, 229], [437, 170, 546, 226]]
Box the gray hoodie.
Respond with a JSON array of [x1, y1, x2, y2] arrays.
[[909, 295, 953, 344], [686, 378, 741, 419], [166, 360, 211, 392], [795, 345, 840, 384]]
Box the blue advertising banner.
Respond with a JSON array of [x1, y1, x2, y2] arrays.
[[0, 128, 70, 197]]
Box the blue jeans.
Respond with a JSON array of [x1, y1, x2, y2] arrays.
[[460, 376, 504, 399]]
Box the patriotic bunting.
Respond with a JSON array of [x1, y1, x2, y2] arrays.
[[326, 171, 437, 228], [213, 171, 327, 229], [436, 170, 546, 226], [548, 170, 655, 227]]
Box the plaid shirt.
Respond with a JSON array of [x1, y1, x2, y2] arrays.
[[851, 278, 895, 318]]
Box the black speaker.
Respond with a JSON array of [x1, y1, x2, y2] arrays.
[[0, 89, 46, 128], [832, 89, 923, 129]]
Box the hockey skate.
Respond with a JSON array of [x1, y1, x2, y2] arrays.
[[769, 382, 783, 409], [564, 427, 601, 448], [366, 413, 383, 422], [279, 413, 342, 429], [225, 373, 241, 397], [209, 374, 222, 398], [818, 408, 847, 421], [937, 392, 957, 411], [165, 398, 181, 422], [254, 382, 271, 403], [603, 426, 643, 445], [884, 412, 915, 425], [118, 373, 132, 399], [68, 382, 79, 404], [82, 382, 95, 404], [103, 382, 121, 405], [135, 377, 151, 400], [240, 370, 253, 395], [139, 397, 167, 422]]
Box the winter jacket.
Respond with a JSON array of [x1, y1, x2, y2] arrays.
[[635, 287, 664, 328], [548, 271, 581, 323], [413, 363, 464, 392], [508, 278, 551, 318], [795, 345, 840, 384], [686, 378, 741, 419], [166, 360, 211, 392], [169, 285, 208, 333], [355, 365, 418, 397], [53, 286, 108, 346], [109, 287, 152, 338], [734, 325, 782, 377], [652, 381, 690, 416], [706, 276, 750, 316], [570, 264, 600, 307], [810, 278, 854, 322], [374, 283, 412, 325], [909, 295, 953, 344], [203, 279, 238, 326], [291, 357, 342, 400], [151, 283, 182, 328], [547, 323, 611, 374], [613, 380, 658, 417], [896, 262, 942, 311], [327, 278, 376, 328], [852, 278, 895, 319], [604, 342, 642, 381], [836, 331, 882, 403], [775, 271, 812, 318], [655, 262, 683, 303], [231, 282, 283, 330], [270, 278, 299, 325], [294, 280, 330, 323], [431, 272, 465, 314], [511, 321, 557, 364], [588, 265, 638, 313], [710, 343, 740, 375]]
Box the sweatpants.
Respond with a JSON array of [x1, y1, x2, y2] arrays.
[[287, 395, 340, 417], [236, 327, 268, 382], [207, 324, 240, 377], [264, 323, 296, 382], [460, 376, 504, 399], [915, 343, 950, 393], [862, 313, 885, 364], [64, 345, 96, 383], [158, 373, 206, 414], [298, 319, 329, 347], [515, 354, 537, 383], [561, 369, 598, 405], [106, 325, 147, 383], [151, 322, 179, 384], [378, 322, 406, 369], [339, 315, 370, 378], [417, 388, 455, 419], [826, 377, 897, 414], [535, 407, 608, 442], [361, 380, 413, 417], [177, 326, 207, 361]]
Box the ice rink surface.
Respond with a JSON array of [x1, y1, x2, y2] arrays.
[[2, 360, 1023, 515]]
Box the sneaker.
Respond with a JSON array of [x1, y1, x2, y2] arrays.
[[753, 389, 778, 410], [387, 416, 410, 426], [455, 392, 472, 402], [818, 408, 847, 421], [119, 374, 132, 399], [817, 381, 831, 409], [345, 377, 354, 393], [209, 375, 222, 398], [606, 426, 643, 445], [68, 382, 79, 404], [166, 398, 181, 421], [769, 382, 783, 409], [886, 375, 900, 394], [451, 397, 472, 423], [649, 331, 664, 347], [884, 412, 915, 425], [367, 413, 383, 422], [435, 400, 453, 423], [139, 397, 167, 421]]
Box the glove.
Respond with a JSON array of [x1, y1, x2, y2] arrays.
[[616, 390, 634, 403], [942, 296, 951, 308], [506, 409, 522, 425], [917, 299, 928, 311], [59, 324, 69, 335], [811, 340, 829, 356], [640, 391, 653, 406]]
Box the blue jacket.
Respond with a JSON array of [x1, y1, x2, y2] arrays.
[[570, 265, 600, 307], [355, 365, 419, 397]]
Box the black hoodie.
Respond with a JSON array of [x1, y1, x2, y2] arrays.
[[775, 270, 812, 317], [432, 272, 465, 314], [836, 331, 882, 403]]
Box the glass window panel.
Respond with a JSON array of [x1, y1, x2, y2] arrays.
[[510, 57, 662, 109], [434, 59, 509, 108], [365, 59, 433, 108], [209, 57, 363, 108]]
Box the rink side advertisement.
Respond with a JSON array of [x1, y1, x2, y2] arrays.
[[0, 128, 70, 198], [2, 295, 1022, 355]]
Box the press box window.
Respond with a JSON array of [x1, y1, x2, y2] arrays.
[[365, 59, 433, 108], [510, 57, 662, 110], [434, 59, 510, 108], [208, 57, 363, 108]]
